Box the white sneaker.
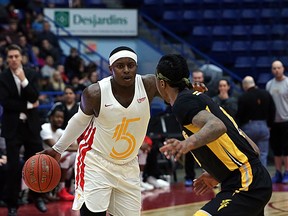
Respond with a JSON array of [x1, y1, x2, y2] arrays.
[[147, 176, 170, 189], [140, 181, 154, 191]]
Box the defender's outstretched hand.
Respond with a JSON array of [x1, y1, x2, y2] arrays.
[[193, 172, 219, 195], [192, 82, 208, 93], [159, 138, 191, 161]]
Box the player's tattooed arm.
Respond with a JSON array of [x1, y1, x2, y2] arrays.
[[187, 110, 227, 150], [160, 110, 227, 161]]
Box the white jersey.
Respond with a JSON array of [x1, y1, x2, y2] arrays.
[[40, 123, 64, 150], [78, 74, 150, 164]]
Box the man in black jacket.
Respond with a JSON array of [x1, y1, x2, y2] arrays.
[[0, 44, 47, 216], [237, 76, 276, 168]]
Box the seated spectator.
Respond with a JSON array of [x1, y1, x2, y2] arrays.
[[80, 70, 98, 88], [40, 106, 78, 201], [32, 45, 45, 68], [31, 13, 44, 33], [56, 64, 69, 84], [41, 55, 56, 78], [17, 34, 38, 67], [39, 39, 61, 65], [139, 136, 154, 192], [64, 47, 85, 80], [143, 138, 170, 189], [50, 70, 66, 92], [52, 85, 80, 129]]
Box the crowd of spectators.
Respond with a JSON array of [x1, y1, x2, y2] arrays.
[[0, 1, 99, 120]]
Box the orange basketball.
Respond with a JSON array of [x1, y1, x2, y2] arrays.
[[22, 154, 61, 193]]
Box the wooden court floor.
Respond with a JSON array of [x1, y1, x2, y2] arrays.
[[0, 167, 287, 216]]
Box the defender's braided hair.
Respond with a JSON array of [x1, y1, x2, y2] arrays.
[[156, 54, 192, 91]]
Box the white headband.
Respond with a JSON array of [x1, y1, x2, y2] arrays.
[[109, 50, 137, 66]]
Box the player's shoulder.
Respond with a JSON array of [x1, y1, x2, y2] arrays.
[[82, 82, 101, 98]]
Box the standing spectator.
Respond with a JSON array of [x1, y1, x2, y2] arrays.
[[212, 78, 238, 118], [40, 106, 77, 201], [52, 85, 79, 129], [266, 60, 288, 183], [237, 76, 276, 167], [0, 44, 47, 215]]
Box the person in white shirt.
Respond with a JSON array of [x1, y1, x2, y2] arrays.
[[40, 106, 78, 201]]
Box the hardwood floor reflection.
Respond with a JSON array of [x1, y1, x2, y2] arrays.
[[0, 178, 287, 215]]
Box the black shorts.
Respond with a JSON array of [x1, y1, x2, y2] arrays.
[[197, 162, 272, 216], [270, 122, 288, 156]]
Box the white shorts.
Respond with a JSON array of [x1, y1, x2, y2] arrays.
[[72, 150, 141, 216], [60, 151, 77, 169]]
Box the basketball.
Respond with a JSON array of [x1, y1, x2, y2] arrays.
[[22, 154, 61, 193]]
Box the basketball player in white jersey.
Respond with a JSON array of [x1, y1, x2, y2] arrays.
[[41, 46, 206, 216]]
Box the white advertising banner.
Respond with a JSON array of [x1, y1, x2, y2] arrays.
[[44, 8, 138, 36]]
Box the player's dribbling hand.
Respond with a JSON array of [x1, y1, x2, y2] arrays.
[[192, 82, 208, 93], [37, 148, 61, 162], [193, 172, 219, 195]]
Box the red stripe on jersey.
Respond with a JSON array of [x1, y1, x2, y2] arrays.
[[75, 123, 96, 190]]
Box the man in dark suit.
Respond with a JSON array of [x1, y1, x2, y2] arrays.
[[0, 44, 47, 216]]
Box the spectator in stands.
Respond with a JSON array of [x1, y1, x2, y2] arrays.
[[57, 64, 69, 84], [212, 78, 238, 118], [39, 39, 61, 65], [37, 21, 63, 55], [70, 75, 86, 92], [64, 47, 85, 80], [18, 35, 38, 67], [0, 44, 47, 215], [143, 133, 170, 189], [41, 55, 56, 78], [139, 136, 154, 192], [0, 55, 6, 73], [31, 13, 44, 33], [18, 9, 34, 39], [80, 70, 98, 88], [40, 106, 77, 201], [52, 85, 79, 129], [237, 76, 275, 168], [2, 19, 22, 45], [266, 60, 288, 184], [32, 45, 45, 68], [50, 70, 66, 92]]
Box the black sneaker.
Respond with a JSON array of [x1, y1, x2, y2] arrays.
[[8, 207, 17, 216]]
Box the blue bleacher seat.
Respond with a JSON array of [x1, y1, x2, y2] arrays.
[[221, 9, 241, 24], [202, 9, 221, 24], [250, 24, 270, 40], [257, 73, 273, 88], [162, 11, 182, 21], [231, 25, 251, 40], [271, 24, 287, 38], [183, 10, 202, 23], [240, 9, 260, 24], [212, 25, 232, 40], [255, 56, 273, 68], [211, 41, 230, 52], [260, 8, 279, 21], [251, 40, 271, 55], [271, 40, 287, 55], [231, 41, 251, 54], [235, 56, 256, 68]]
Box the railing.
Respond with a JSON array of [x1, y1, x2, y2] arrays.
[[44, 15, 110, 79]]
